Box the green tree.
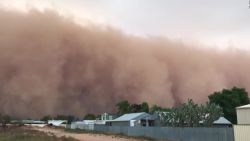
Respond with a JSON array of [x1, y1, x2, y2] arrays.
[[83, 114, 96, 120], [141, 102, 149, 113], [200, 102, 223, 126], [130, 104, 141, 113], [162, 99, 223, 127], [55, 115, 75, 124], [0, 114, 11, 124], [41, 115, 52, 122], [208, 87, 250, 124], [149, 105, 170, 114], [116, 100, 131, 115]]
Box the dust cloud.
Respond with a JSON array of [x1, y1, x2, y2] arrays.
[[0, 9, 249, 118]]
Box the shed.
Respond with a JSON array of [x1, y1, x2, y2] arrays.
[[213, 117, 232, 127], [106, 112, 160, 127], [48, 120, 67, 127], [21, 120, 47, 127], [236, 104, 250, 124]]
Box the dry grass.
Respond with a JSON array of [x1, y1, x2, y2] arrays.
[[0, 127, 79, 141]]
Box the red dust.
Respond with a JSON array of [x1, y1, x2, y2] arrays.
[[0, 9, 249, 118]]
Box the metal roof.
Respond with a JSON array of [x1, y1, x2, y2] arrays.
[[236, 104, 250, 109], [213, 117, 231, 124], [113, 112, 150, 121], [48, 120, 67, 126], [21, 120, 45, 124]]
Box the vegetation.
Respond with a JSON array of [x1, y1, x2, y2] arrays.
[[41, 115, 52, 122], [149, 105, 170, 114], [2, 87, 249, 128], [116, 100, 132, 115], [209, 87, 250, 124], [116, 100, 149, 115], [162, 99, 223, 127], [83, 114, 96, 120], [0, 114, 11, 124], [0, 127, 78, 141]]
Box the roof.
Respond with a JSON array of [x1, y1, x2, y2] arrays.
[[236, 104, 250, 109], [113, 112, 152, 121], [21, 120, 45, 124], [48, 120, 67, 126], [213, 117, 231, 125]]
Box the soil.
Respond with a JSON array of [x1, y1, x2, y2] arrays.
[[32, 127, 152, 141]]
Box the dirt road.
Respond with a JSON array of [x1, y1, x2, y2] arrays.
[[32, 127, 150, 141]]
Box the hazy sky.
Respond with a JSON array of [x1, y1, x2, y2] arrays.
[[1, 0, 250, 48]]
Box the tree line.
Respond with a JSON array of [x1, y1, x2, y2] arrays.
[[0, 87, 249, 126], [115, 87, 249, 126]]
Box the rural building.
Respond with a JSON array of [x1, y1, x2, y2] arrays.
[[236, 104, 250, 124], [18, 120, 47, 127], [199, 116, 232, 127], [48, 120, 67, 127], [71, 119, 107, 130], [71, 120, 95, 130], [106, 112, 160, 127], [213, 117, 232, 127], [101, 113, 116, 120]]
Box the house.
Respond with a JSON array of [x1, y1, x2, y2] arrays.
[[236, 104, 250, 124], [48, 120, 67, 128], [199, 116, 231, 127], [101, 113, 116, 121], [213, 117, 232, 127], [105, 112, 160, 127]]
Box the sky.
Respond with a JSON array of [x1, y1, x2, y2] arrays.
[[0, 0, 250, 49]]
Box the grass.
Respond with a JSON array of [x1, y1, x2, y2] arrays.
[[64, 128, 160, 141], [0, 127, 79, 141]]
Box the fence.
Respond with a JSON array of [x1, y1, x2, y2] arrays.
[[93, 125, 234, 141], [234, 125, 250, 141], [70, 122, 94, 130]]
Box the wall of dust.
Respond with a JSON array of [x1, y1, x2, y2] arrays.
[[0, 9, 249, 118]]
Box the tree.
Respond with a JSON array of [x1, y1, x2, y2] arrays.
[[116, 100, 131, 115], [149, 105, 170, 114], [162, 99, 223, 127], [208, 87, 250, 124], [141, 102, 149, 113], [130, 104, 142, 113], [130, 102, 149, 113], [41, 115, 52, 122], [83, 114, 96, 120], [200, 102, 223, 126], [54, 115, 76, 124], [0, 114, 11, 124], [116, 100, 150, 115]]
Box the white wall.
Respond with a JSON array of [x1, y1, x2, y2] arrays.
[[234, 125, 250, 141], [237, 108, 250, 124]]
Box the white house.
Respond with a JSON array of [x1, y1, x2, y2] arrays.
[[106, 112, 160, 127]]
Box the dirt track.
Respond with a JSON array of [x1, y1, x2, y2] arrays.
[[32, 127, 150, 141]]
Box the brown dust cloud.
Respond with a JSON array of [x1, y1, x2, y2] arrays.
[[0, 9, 250, 118]]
